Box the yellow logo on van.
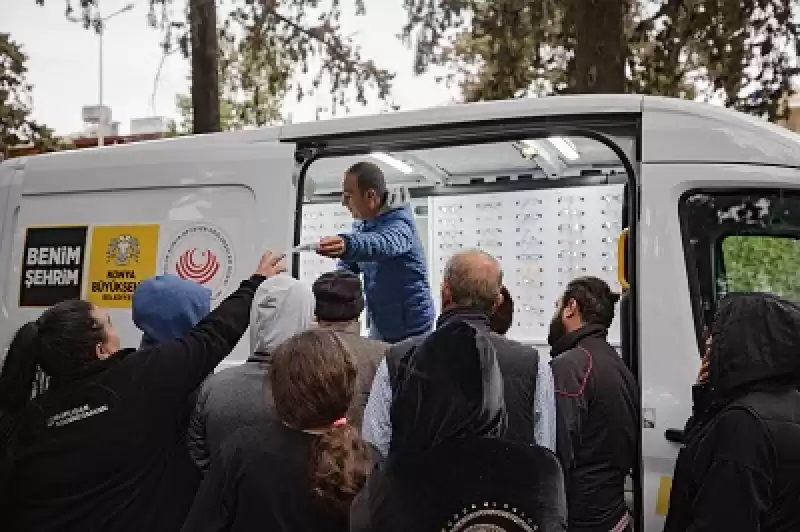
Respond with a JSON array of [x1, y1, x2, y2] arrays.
[[87, 225, 160, 308]]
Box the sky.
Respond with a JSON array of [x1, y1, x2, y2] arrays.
[[2, 0, 459, 135]]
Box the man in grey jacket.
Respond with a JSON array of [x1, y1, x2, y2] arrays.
[[312, 271, 388, 431], [187, 275, 314, 473]]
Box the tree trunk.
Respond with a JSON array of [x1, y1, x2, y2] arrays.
[[571, 0, 628, 93], [189, 0, 220, 134]]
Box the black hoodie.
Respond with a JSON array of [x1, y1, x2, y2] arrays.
[[665, 293, 800, 532], [5, 275, 264, 532], [350, 320, 567, 532]]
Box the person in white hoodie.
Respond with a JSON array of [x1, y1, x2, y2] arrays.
[[187, 275, 314, 473]]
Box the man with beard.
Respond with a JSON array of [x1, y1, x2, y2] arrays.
[[547, 277, 639, 532]]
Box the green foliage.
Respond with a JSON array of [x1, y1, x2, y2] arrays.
[[400, 0, 800, 120], [0, 33, 59, 159], [722, 236, 800, 302], [174, 28, 290, 133]]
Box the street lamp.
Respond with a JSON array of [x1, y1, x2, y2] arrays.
[[70, 3, 136, 146], [96, 3, 135, 147]]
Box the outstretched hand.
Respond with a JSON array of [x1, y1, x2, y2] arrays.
[[317, 236, 346, 258], [255, 251, 286, 278]]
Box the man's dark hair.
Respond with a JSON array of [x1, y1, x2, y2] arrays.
[[562, 277, 620, 329], [489, 285, 514, 335], [347, 161, 387, 201]]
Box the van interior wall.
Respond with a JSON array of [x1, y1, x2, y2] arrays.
[[299, 183, 625, 357]]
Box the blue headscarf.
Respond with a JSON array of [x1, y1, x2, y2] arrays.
[[132, 275, 212, 348]]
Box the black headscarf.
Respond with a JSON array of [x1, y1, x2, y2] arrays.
[[388, 320, 507, 456], [710, 292, 800, 400]]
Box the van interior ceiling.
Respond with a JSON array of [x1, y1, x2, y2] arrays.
[[295, 136, 631, 356]]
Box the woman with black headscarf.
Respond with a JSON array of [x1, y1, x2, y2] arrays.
[[350, 320, 567, 532], [665, 293, 800, 532]]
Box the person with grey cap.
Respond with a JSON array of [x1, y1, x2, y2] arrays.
[[313, 271, 388, 432], [187, 275, 315, 473]]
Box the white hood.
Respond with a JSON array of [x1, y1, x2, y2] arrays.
[[249, 275, 315, 356]]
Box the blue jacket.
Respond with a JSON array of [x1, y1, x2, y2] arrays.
[[338, 204, 435, 343], [132, 275, 212, 348]]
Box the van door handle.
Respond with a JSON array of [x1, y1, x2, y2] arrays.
[[665, 428, 685, 444]]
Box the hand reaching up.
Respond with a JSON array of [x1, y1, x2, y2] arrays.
[[255, 252, 287, 278]]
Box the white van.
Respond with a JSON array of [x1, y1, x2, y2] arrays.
[[3, 94, 800, 530]]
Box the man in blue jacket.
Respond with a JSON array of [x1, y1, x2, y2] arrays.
[[317, 161, 435, 343]]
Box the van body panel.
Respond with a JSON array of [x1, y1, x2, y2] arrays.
[[0, 163, 15, 310], [0, 141, 297, 369], [642, 98, 800, 166], [638, 163, 800, 530]]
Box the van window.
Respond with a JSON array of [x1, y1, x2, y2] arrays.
[[680, 189, 800, 337], [721, 235, 800, 302]]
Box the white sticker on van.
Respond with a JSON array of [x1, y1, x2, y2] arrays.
[[162, 223, 235, 302]]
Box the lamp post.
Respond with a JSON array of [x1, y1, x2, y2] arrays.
[[95, 3, 135, 147]]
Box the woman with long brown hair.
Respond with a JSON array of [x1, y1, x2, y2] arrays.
[[181, 328, 371, 532]]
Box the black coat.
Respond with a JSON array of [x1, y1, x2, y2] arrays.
[[351, 320, 567, 532], [6, 275, 265, 532], [665, 293, 800, 532], [182, 422, 348, 532], [351, 438, 567, 532], [549, 325, 639, 531]]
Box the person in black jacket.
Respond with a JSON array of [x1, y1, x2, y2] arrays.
[[350, 320, 567, 532], [0, 251, 285, 532], [181, 328, 371, 532], [665, 293, 800, 532], [547, 276, 639, 532]]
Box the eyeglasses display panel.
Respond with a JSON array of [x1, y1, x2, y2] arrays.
[[299, 184, 625, 346], [429, 184, 625, 345]]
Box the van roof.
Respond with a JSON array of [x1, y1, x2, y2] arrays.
[[11, 95, 800, 175], [281, 94, 800, 168]]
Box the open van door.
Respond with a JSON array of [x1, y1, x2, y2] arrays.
[[279, 96, 644, 529]]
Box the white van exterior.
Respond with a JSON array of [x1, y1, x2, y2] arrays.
[[3, 94, 800, 530]]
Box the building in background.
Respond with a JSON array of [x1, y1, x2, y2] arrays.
[[5, 108, 173, 159]]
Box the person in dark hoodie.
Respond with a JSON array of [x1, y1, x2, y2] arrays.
[[665, 293, 800, 532], [188, 274, 314, 473], [132, 275, 212, 348], [0, 251, 284, 532], [547, 276, 639, 532], [316, 161, 435, 343], [350, 320, 567, 532], [181, 328, 371, 532]]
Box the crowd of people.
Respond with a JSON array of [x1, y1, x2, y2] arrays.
[[0, 161, 799, 532]]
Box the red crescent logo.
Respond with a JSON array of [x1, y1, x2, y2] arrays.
[[175, 248, 220, 285]]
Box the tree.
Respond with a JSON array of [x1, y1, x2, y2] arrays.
[[0, 33, 59, 159], [189, 0, 219, 133], [401, 0, 800, 121], [174, 27, 290, 133], [631, 0, 800, 122], [39, 1, 395, 126]]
